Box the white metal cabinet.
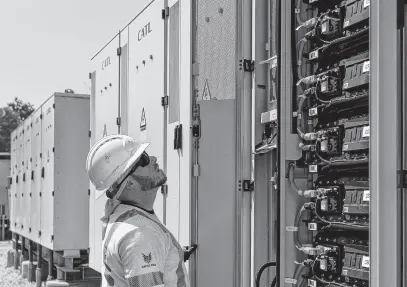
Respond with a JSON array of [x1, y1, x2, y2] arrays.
[[0, 156, 11, 219], [89, 36, 120, 272], [128, 0, 166, 222], [31, 109, 42, 243], [15, 125, 24, 234], [22, 118, 32, 238], [37, 93, 90, 251], [40, 97, 55, 247], [9, 131, 16, 232]]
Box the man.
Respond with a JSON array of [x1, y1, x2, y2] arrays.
[[86, 135, 195, 287]]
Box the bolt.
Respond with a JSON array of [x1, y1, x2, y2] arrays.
[[205, 17, 210, 22], [150, 55, 153, 60], [218, 7, 223, 14]]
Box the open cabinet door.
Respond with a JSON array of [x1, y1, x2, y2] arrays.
[[166, 0, 181, 240]]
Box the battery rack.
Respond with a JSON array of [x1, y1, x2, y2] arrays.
[[289, 0, 371, 286]]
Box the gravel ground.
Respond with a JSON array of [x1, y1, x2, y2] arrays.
[[0, 241, 36, 287]]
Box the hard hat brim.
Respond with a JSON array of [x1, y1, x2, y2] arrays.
[[95, 142, 151, 194]]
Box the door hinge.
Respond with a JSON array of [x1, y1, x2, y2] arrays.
[[174, 125, 183, 150], [240, 59, 255, 72], [52, 191, 54, 197], [240, 180, 255, 192], [161, 185, 168, 195], [89, 72, 92, 79], [117, 47, 122, 56], [51, 235, 54, 241], [193, 164, 200, 177], [88, 131, 91, 138], [31, 171, 34, 181], [161, 96, 169, 107], [192, 125, 200, 137], [162, 7, 169, 19], [23, 173, 26, 182], [117, 117, 121, 126], [41, 167, 45, 178], [397, 170, 407, 188], [88, 189, 91, 196]]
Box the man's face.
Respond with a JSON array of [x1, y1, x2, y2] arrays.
[[130, 156, 167, 191]]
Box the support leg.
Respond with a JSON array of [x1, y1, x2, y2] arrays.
[[36, 244, 42, 287]]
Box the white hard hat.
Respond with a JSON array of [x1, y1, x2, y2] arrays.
[[86, 134, 150, 193]]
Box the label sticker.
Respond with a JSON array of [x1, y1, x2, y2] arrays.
[[343, 82, 349, 89], [320, 259, 327, 270], [363, 190, 370, 201], [310, 50, 319, 60], [320, 200, 327, 211], [284, 278, 298, 284], [308, 223, 318, 231], [342, 269, 348, 276], [344, 20, 350, 28], [362, 126, 370, 137], [309, 165, 318, 173], [286, 226, 299, 232], [270, 109, 278, 121], [343, 206, 349, 213], [321, 22, 327, 33], [343, 144, 349, 151], [308, 279, 317, 287], [364, 0, 370, 8], [309, 108, 318, 117], [362, 61, 370, 73], [362, 256, 370, 268], [321, 81, 327, 92]]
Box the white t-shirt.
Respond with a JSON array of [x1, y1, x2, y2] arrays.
[[101, 204, 190, 287]]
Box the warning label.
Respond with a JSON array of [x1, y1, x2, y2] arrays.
[[140, 108, 147, 131], [202, 79, 211, 101]]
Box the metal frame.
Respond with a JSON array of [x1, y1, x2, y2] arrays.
[[370, 0, 401, 286]]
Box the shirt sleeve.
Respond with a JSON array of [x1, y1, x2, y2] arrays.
[[118, 228, 165, 287]]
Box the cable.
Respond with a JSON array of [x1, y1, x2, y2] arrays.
[[254, 262, 276, 287], [269, 276, 276, 287]]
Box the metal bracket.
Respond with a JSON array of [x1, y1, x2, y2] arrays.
[[162, 7, 169, 19], [161, 185, 168, 195], [174, 125, 183, 150], [241, 59, 255, 72], [161, 96, 169, 107], [397, 170, 407, 188], [240, 180, 254, 192], [116, 117, 121, 126], [117, 47, 122, 56]]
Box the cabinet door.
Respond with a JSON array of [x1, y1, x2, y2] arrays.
[[16, 125, 24, 234], [40, 98, 55, 249], [23, 118, 32, 238], [9, 131, 16, 232], [166, 0, 181, 239], [31, 109, 42, 243], [128, 0, 166, 222], [90, 36, 120, 273]]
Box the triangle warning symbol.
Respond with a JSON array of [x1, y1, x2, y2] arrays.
[[140, 108, 147, 131], [202, 79, 211, 101]]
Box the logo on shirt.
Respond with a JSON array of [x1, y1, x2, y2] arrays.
[[142, 253, 152, 264], [141, 253, 156, 269]]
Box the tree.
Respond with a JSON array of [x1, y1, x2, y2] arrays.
[[0, 98, 35, 153]]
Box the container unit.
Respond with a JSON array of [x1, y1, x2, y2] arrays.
[[30, 108, 42, 244], [9, 131, 17, 232], [36, 93, 90, 251], [89, 0, 193, 273]]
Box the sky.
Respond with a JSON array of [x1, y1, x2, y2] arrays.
[[0, 0, 150, 108]]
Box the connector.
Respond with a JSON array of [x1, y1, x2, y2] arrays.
[[299, 246, 324, 256], [304, 132, 318, 141]]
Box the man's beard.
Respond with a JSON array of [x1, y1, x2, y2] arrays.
[[133, 170, 167, 191]]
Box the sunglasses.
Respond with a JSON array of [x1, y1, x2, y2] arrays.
[[108, 152, 150, 197]]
